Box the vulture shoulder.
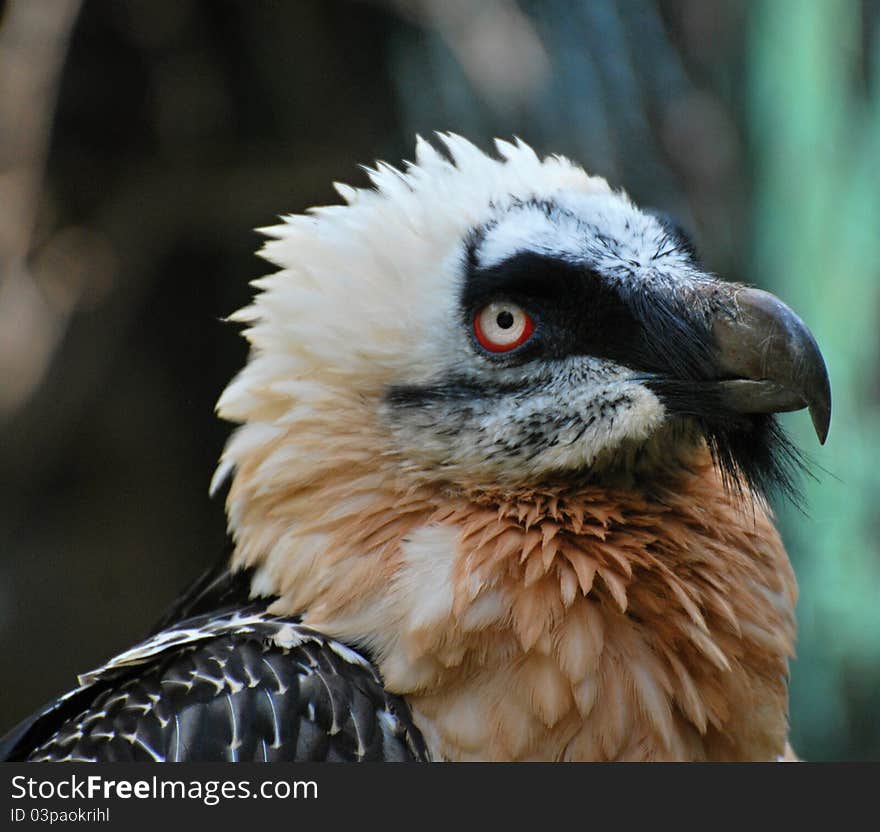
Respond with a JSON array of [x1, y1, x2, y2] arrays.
[[0, 564, 428, 763]]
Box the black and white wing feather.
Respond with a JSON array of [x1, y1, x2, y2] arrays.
[[0, 603, 428, 762]]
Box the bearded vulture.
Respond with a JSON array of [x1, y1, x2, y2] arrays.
[[1, 135, 831, 762]]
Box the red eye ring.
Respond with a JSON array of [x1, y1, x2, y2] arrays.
[[474, 302, 535, 353]]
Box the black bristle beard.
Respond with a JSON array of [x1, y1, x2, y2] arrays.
[[702, 414, 808, 509], [646, 379, 810, 507]]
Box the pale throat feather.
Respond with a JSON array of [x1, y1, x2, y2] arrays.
[[227, 433, 797, 762]]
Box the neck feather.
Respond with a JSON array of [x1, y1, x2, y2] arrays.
[[226, 433, 796, 761]]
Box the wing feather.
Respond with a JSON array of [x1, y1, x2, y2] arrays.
[[1, 604, 428, 762]]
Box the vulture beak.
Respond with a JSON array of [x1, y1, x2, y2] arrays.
[[710, 287, 831, 444]]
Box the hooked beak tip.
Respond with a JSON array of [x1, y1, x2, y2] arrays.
[[712, 287, 831, 444], [810, 397, 831, 445]]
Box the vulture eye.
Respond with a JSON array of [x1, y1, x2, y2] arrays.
[[474, 302, 535, 353]]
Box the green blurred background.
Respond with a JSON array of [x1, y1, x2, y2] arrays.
[[0, 0, 877, 759]]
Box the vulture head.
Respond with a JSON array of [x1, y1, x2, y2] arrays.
[[214, 135, 830, 761]]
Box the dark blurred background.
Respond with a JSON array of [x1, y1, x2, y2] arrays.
[[1, 0, 878, 760]]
